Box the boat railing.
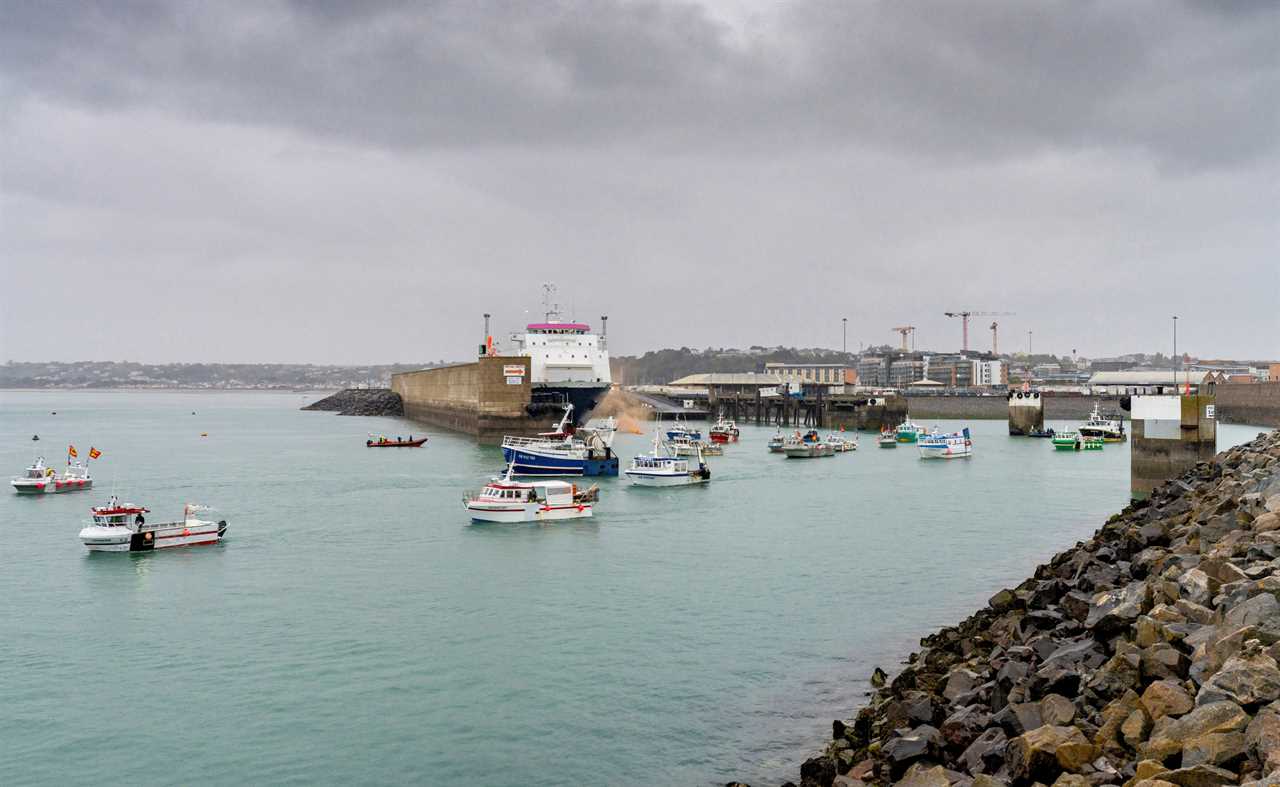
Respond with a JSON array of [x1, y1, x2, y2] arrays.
[[501, 435, 573, 450]]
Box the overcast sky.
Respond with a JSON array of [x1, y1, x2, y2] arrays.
[[2, 0, 1277, 364]]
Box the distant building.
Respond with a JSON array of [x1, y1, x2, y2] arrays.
[[764, 363, 853, 385], [667, 372, 782, 395], [857, 355, 889, 387], [1087, 370, 1205, 395]]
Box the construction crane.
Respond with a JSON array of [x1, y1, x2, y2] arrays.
[[943, 311, 1015, 352], [892, 326, 916, 351]]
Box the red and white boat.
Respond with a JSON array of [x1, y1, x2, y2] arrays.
[[708, 417, 740, 443], [463, 466, 598, 523], [78, 496, 228, 552], [11, 457, 93, 494]]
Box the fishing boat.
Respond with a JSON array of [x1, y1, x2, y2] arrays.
[[463, 465, 598, 523], [11, 456, 94, 494], [827, 433, 859, 452], [500, 405, 618, 476], [918, 427, 973, 459], [878, 429, 898, 448], [784, 430, 834, 458], [1053, 432, 1104, 451], [1027, 427, 1057, 439], [625, 430, 711, 487], [78, 497, 227, 552], [366, 434, 428, 447], [708, 417, 740, 443], [895, 420, 924, 443], [767, 429, 786, 453], [666, 435, 705, 457], [1078, 402, 1127, 442], [665, 415, 703, 442], [696, 440, 724, 456]]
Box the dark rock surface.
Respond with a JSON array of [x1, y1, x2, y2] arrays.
[[302, 388, 403, 417], [751, 429, 1280, 787]]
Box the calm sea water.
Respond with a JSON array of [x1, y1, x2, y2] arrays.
[[0, 391, 1269, 786]]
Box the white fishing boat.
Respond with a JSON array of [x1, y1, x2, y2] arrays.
[[625, 430, 711, 487], [78, 496, 227, 552], [827, 433, 859, 452], [783, 430, 835, 458], [11, 456, 94, 494], [1078, 402, 1127, 442], [767, 429, 786, 453], [463, 465, 598, 523], [918, 427, 973, 459]]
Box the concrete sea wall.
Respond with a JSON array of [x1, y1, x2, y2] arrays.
[[774, 429, 1280, 787], [1216, 383, 1280, 429], [391, 358, 561, 444]]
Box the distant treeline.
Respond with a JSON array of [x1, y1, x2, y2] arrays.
[[0, 361, 447, 390]]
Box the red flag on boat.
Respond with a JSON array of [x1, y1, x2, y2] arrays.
[[68, 445, 78, 458], [89, 447, 102, 459]]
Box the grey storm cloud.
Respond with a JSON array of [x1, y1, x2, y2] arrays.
[[1, 0, 1277, 364], [4, 0, 1277, 167]]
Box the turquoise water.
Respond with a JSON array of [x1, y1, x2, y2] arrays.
[[0, 391, 1269, 786]]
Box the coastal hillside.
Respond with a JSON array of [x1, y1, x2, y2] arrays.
[[775, 430, 1280, 787]]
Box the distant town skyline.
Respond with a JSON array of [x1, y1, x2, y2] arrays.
[[3, 1, 1277, 364]]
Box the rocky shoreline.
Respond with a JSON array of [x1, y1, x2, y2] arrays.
[[301, 388, 404, 417], [761, 429, 1280, 787]]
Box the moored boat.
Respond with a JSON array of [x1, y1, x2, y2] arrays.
[[1078, 402, 1126, 442], [783, 430, 834, 458], [918, 427, 973, 459], [709, 417, 740, 443], [78, 496, 227, 552], [463, 465, 597, 523], [1053, 431, 1104, 451], [878, 429, 898, 448], [827, 433, 859, 452], [767, 429, 786, 453], [665, 416, 703, 442], [625, 430, 711, 486], [895, 420, 924, 443]]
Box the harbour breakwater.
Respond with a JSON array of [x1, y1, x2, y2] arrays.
[[301, 388, 403, 416], [774, 428, 1280, 787]]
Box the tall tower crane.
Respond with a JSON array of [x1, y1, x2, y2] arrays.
[[892, 326, 916, 351], [943, 311, 1015, 352]]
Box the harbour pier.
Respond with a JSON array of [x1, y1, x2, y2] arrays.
[[1006, 390, 1045, 435], [709, 390, 908, 431]]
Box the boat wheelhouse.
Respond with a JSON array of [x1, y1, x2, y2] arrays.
[[78, 496, 227, 552], [895, 420, 924, 443], [918, 427, 973, 459]]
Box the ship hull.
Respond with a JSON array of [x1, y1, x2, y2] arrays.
[[500, 447, 619, 477]]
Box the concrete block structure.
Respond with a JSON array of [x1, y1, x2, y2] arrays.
[[1130, 394, 1217, 501], [1006, 390, 1045, 435]]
